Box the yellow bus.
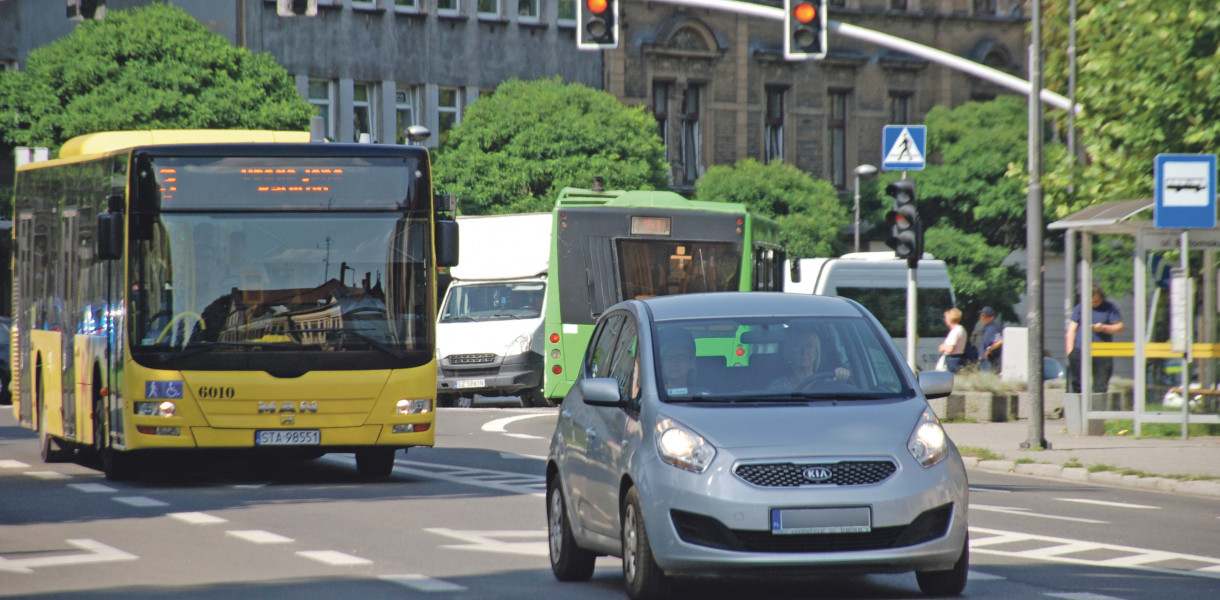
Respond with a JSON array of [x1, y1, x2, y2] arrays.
[[10, 130, 458, 480]]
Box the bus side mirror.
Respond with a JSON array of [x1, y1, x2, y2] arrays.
[[436, 219, 459, 267], [789, 259, 801, 284], [98, 212, 123, 260]]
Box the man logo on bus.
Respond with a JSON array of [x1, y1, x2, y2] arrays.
[[258, 401, 320, 414], [146, 381, 184, 399]]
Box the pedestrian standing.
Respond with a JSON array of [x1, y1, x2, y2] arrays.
[[937, 308, 967, 373], [978, 306, 1003, 374], [1066, 286, 1124, 394]]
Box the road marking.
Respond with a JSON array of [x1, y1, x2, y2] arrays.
[[1056, 498, 1160, 510], [169, 511, 228, 525], [227, 530, 294, 544], [113, 496, 169, 508], [24, 471, 70, 480], [481, 412, 553, 433], [969, 486, 1011, 493], [296, 550, 372, 566], [322, 455, 547, 497], [504, 432, 545, 440], [970, 504, 1108, 524], [970, 526, 1220, 580], [966, 570, 1005, 581], [1045, 593, 1128, 600], [499, 452, 547, 460], [424, 528, 549, 557], [0, 539, 137, 574], [379, 574, 467, 592], [68, 483, 117, 493], [0, 459, 29, 469], [234, 483, 268, 489]]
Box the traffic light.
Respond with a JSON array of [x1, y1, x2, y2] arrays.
[[67, 0, 105, 21], [578, 0, 618, 50], [884, 179, 922, 269], [784, 0, 826, 60], [277, 0, 318, 17]]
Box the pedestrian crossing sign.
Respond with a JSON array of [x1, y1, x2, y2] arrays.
[[882, 125, 926, 171]]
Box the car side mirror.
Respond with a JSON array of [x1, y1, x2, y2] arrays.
[[917, 370, 953, 399], [579, 377, 623, 407]]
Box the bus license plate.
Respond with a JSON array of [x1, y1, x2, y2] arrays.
[[455, 379, 485, 389], [255, 430, 320, 446]]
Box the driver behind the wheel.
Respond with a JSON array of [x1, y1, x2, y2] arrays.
[[768, 328, 850, 391]]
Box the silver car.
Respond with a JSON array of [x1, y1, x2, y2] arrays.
[[546, 292, 968, 599]]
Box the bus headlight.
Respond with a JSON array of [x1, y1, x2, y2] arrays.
[[135, 401, 176, 417], [908, 407, 949, 467], [396, 399, 432, 415], [506, 334, 531, 356]]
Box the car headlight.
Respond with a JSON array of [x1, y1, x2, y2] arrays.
[[655, 418, 716, 473], [907, 407, 949, 467], [505, 334, 531, 356]]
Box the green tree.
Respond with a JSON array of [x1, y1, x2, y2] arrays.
[[695, 158, 847, 259], [0, 4, 313, 152], [433, 78, 669, 214]]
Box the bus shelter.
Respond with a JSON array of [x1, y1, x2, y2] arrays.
[[1050, 199, 1220, 437]]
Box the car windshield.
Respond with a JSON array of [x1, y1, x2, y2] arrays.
[[652, 315, 913, 402]]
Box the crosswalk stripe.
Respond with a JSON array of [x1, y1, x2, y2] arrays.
[[379, 574, 467, 592]]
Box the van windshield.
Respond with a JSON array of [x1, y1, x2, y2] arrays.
[[836, 287, 954, 339], [440, 282, 545, 322]]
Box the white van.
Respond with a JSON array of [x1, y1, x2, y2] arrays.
[[784, 252, 956, 371], [436, 213, 552, 407]]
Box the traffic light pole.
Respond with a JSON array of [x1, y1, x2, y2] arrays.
[[903, 172, 917, 372]]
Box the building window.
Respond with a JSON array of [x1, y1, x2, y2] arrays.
[[653, 81, 669, 148], [828, 0, 845, 7], [308, 79, 335, 141], [478, 0, 499, 17], [396, 86, 419, 144], [351, 0, 379, 10], [394, 0, 418, 12], [765, 86, 785, 164], [438, 87, 463, 147], [889, 92, 912, 125], [680, 86, 701, 184], [828, 91, 848, 189], [558, 0, 575, 24], [438, 0, 459, 14], [973, 0, 998, 15], [519, 0, 539, 20], [889, 0, 908, 10], [353, 82, 377, 143]]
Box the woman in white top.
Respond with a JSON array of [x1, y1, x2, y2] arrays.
[[937, 307, 967, 373]]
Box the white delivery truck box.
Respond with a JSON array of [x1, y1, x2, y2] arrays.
[[436, 213, 552, 406], [784, 252, 956, 371]]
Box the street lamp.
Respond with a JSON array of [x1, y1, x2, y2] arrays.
[[853, 164, 878, 252]]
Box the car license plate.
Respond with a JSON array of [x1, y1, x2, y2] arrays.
[[455, 379, 485, 389], [771, 507, 871, 535], [255, 430, 320, 446]]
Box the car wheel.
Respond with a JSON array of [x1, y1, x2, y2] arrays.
[[547, 477, 596, 581], [355, 448, 396, 479], [916, 534, 969, 597], [622, 487, 669, 600]]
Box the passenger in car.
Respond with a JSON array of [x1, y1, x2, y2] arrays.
[[658, 333, 698, 395], [769, 329, 851, 391]]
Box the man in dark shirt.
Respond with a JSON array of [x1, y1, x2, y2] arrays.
[[978, 306, 1003, 374], [1066, 286, 1124, 394]]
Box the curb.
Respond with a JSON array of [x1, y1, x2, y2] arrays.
[[961, 457, 1220, 498]]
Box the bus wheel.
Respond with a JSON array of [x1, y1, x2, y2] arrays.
[[520, 387, 552, 408], [102, 449, 141, 481], [40, 433, 73, 463], [355, 448, 396, 479]]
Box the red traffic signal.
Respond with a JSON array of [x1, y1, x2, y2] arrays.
[[579, 0, 618, 49], [784, 0, 826, 60]]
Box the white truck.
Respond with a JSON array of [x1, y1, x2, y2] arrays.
[[436, 213, 552, 407], [784, 252, 956, 371]]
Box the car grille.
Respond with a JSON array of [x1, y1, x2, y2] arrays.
[[734, 460, 897, 487], [448, 353, 496, 365], [671, 503, 953, 553]]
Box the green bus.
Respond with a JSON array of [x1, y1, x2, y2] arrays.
[[541, 187, 784, 403]]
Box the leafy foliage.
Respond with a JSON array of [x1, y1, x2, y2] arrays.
[[694, 158, 848, 259], [433, 78, 669, 214], [0, 4, 313, 152]]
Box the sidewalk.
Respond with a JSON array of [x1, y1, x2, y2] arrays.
[[944, 419, 1220, 498]]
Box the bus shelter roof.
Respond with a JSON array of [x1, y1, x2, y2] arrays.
[[1047, 198, 1152, 234]]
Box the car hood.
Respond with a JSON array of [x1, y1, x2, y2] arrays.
[[658, 398, 930, 453], [436, 319, 542, 358]]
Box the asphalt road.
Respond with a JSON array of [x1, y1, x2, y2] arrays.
[[2, 405, 1218, 599]]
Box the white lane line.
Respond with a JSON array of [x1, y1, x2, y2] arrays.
[[379, 574, 467, 592], [970, 526, 1220, 580], [322, 455, 547, 497], [169, 512, 228, 525], [24, 471, 70, 480], [504, 432, 545, 440], [0, 539, 138, 573], [113, 496, 169, 507], [969, 486, 1011, 493], [0, 459, 30, 469], [970, 504, 1108, 524], [296, 550, 372, 566], [68, 483, 118, 493], [227, 530, 294, 544], [234, 483, 268, 489], [966, 570, 1005, 581], [481, 412, 553, 433], [499, 452, 547, 460], [1056, 498, 1160, 510], [1046, 593, 1128, 600]]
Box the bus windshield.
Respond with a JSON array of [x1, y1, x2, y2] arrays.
[[129, 212, 433, 370]]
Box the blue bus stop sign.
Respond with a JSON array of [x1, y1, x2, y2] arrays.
[[1155, 154, 1216, 229]]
